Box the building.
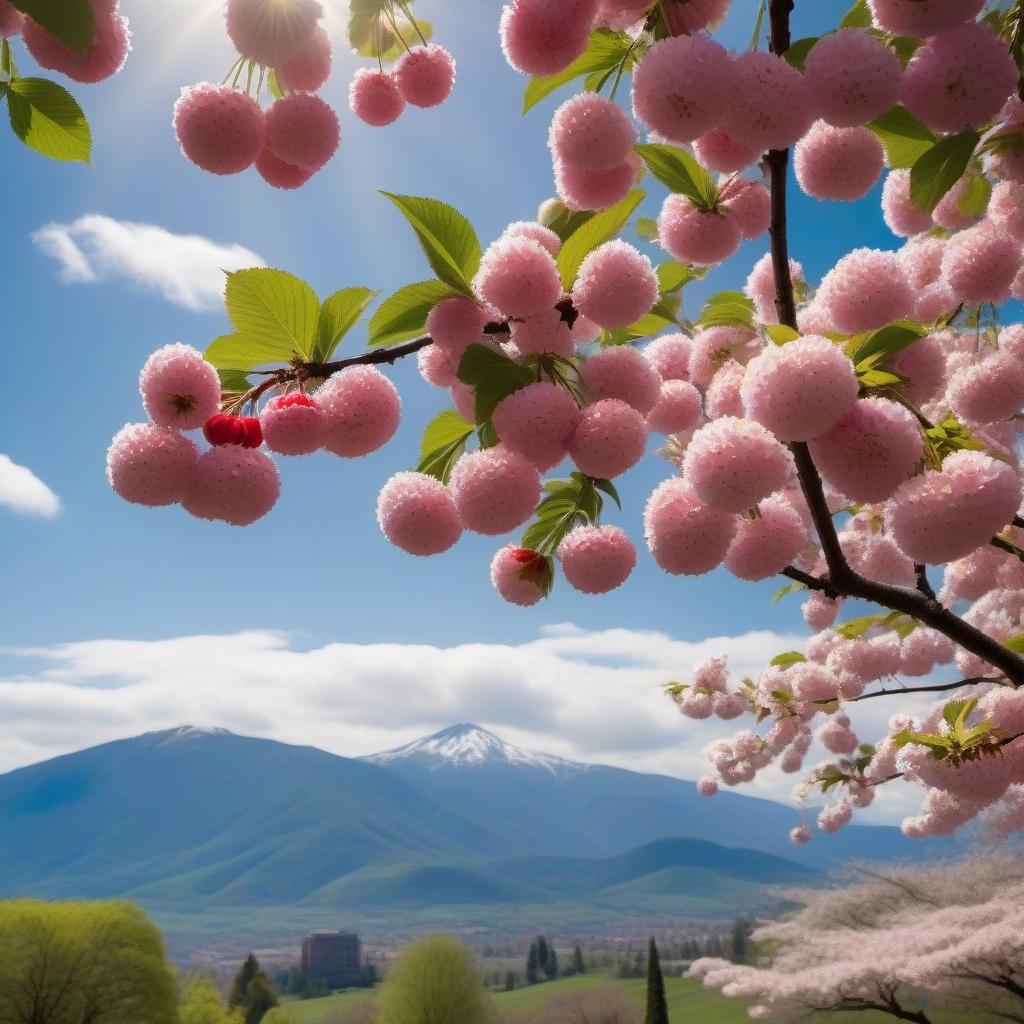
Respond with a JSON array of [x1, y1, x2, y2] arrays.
[[301, 930, 362, 989]]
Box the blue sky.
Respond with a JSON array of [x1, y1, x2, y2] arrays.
[[0, 0, 935, 820]]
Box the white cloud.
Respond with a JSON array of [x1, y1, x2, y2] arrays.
[[0, 624, 943, 824], [32, 215, 265, 312], [0, 455, 61, 519]]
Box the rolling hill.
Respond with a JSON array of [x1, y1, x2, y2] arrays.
[[0, 723, 946, 941]]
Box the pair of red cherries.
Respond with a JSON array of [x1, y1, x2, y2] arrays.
[[203, 413, 262, 448]]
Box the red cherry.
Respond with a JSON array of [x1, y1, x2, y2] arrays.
[[510, 547, 552, 589], [278, 392, 317, 409], [240, 417, 263, 448], [203, 413, 244, 446]]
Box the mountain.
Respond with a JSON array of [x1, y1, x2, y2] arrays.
[[0, 724, 945, 943], [364, 723, 940, 868]]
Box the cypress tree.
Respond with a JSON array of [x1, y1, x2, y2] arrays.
[[571, 945, 585, 975], [644, 938, 669, 1024], [730, 918, 752, 964], [545, 945, 558, 981], [228, 954, 260, 1010], [526, 941, 539, 985], [535, 936, 549, 979]]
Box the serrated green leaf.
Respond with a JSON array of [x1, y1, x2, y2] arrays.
[[381, 192, 481, 297], [368, 279, 458, 348], [634, 143, 717, 208], [866, 106, 937, 170], [11, 0, 94, 51], [557, 189, 644, 290], [783, 36, 819, 72], [910, 130, 980, 214], [835, 614, 886, 639], [457, 343, 536, 423], [841, 0, 871, 28], [957, 174, 992, 218], [216, 367, 253, 398], [205, 333, 296, 372], [522, 29, 633, 113], [224, 268, 319, 361], [416, 411, 474, 483], [6, 77, 90, 163], [311, 287, 379, 362], [355, 18, 433, 60], [522, 474, 601, 555], [943, 696, 977, 732]]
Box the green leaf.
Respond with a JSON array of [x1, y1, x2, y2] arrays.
[[847, 321, 928, 368], [783, 36, 819, 72], [267, 70, 283, 100], [368, 279, 458, 349], [355, 18, 433, 60], [416, 411, 474, 483], [634, 143, 717, 208], [522, 29, 633, 113], [957, 174, 992, 218], [656, 261, 695, 294], [457, 343, 535, 423], [557, 189, 645, 290], [6, 78, 90, 163], [311, 287, 379, 362], [636, 216, 658, 241], [204, 333, 296, 372], [866, 106, 936, 170], [545, 206, 595, 244], [593, 477, 621, 509], [840, 0, 871, 27], [380, 192, 481, 297], [216, 367, 253, 398], [11, 0, 94, 51], [347, 0, 431, 59], [603, 311, 675, 344], [770, 651, 807, 670], [835, 614, 887, 639], [224, 268, 319, 361], [522, 473, 602, 555], [942, 697, 977, 732], [909, 130, 980, 214], [772, 582, 806, 603], [767, 324, 800, 345], [1, 38, 19, 78], [1005, 633, 1024, 654], [699, 291, 755, 330]]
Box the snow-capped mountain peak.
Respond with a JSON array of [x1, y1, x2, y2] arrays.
[[365, 723, 582, 774]]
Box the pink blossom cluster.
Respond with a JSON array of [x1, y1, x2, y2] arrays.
[[175, 0, 340, 188], [17, 0, 130, 84], [108, 344, 401, 526]]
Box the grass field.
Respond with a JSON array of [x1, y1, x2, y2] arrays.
[[281, 971, 959, 1023]]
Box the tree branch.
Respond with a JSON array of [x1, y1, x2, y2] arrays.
[[763, 0, 1024, 687], [844, 678, 1004, 703]]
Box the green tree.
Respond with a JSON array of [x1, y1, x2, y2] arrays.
[[571, 945, 585, 975], [545, 945, 558, 981], [0, 899, 177, 1024], [229, 955, 260, 1010], [503, 970, 516, 991], [526, 942, 540, 985], [375, 935, 493, 1024], [536, 936, 550, 980], [644, 938, 669, 1024], [243, 974, 278, 1024], [181, 976, 240, 1024], [730, 918, 753, 965]]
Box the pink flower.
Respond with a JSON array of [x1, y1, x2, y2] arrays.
[[492, 381, 580, 472], [657, 195, 741, 266], [724, 494, 808, 581], [139, 344, 221, 431], [427, 298, 488, 356], [558, 524, 637, 594], [644, 333, 691, 381], [377, 471, 463, 555], [473, 236, 562, 318], [723, 179, 770, 239], [572, 241, 659, 329], [948, 352, 1024, 426], [349, 68, 405, 127], [275, 24, 331, 92], [554, 156, 639, 212], [741, 336, 859, 443], [23, 7, 129, 83], [941, 222, 1020, 306], [182, 446, 280, 527], [647, 380, 703, 435], [868, 0, 984, 38], [499, 0, 597, 76], [722, 50, 816, 152], [449, 446, 541, 535], [794, 121, 884, 202], [490, 545, 549, 606], [568, 399, 648, 479], [644, 478, 737, 575], [259, 393, 327, 456], [106, 423, 198, 507], [580, 345, 663, 414], [817, 248, 913, 333], [265, 93, 339, 171], [225, 0, 322, 66], [395, 44, 456, 108], [317, 366, 401, 458], [255, 146, 313, 189], [548, 93, 637, 172], [882, 170, 933, 238], [173, 84, 265, 176], [693, 128, 759, 173]]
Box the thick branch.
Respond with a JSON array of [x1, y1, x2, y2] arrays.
[[763, 0, 1024, 686]]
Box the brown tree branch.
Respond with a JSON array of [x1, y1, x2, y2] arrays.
[[764, 0, 1024, 687], [844, 678, 1004, 703]]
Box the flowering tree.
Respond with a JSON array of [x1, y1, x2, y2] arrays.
[[29, 0, 1018, 843], [690, 851, 1024, 1022]]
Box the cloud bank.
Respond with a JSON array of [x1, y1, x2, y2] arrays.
[[32, 215, 265, 312], [0, 455, 61, 519], [0, 624, 937, 822]]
